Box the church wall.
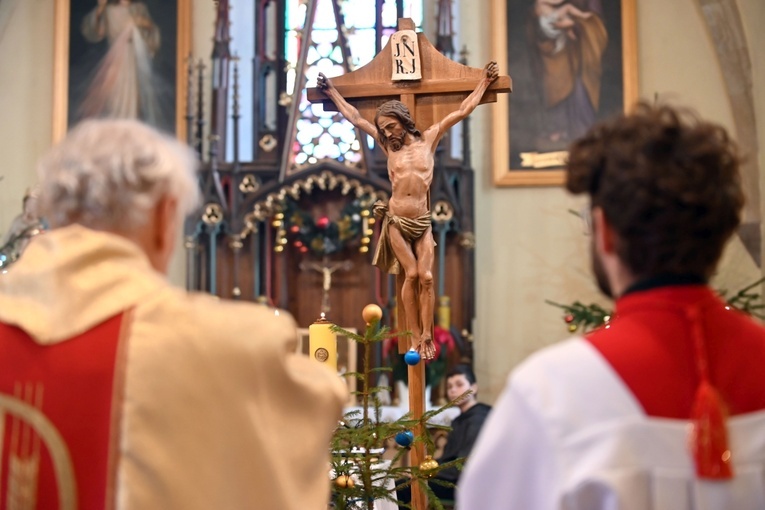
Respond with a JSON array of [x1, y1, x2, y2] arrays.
[[743, 0, 765, 296], [0, 1, 54, 246], [0, 1, 763, 405]]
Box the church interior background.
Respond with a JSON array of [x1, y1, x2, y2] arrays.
[[183, 0, 484, 405], [0, 0, 763, 404]]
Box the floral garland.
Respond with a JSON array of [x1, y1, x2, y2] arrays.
[[280, 194, 375, 257]]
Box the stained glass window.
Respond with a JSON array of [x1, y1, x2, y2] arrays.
[[221, 0, 424, 164], [283, 0, 423, 172]]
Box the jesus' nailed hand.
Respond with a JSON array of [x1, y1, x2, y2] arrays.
[[316, 61, 499, 360]]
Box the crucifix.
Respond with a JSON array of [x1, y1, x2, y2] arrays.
[[308, 18, 511, 509], [299, 258, 353, 316]]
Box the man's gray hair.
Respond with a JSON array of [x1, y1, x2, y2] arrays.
[[37, 119, 200, 231]]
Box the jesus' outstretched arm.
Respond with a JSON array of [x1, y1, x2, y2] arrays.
[[426, 61, 499, 149], [317, 73, 380, 140]]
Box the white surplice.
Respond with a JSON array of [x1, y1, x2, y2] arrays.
[[457, 338, 765, 510]]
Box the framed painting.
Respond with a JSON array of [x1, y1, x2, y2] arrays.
[[491, 0, 638, 186], [52, 0, 191, 142]]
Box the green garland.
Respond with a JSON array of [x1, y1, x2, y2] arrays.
[[280, 194, 375, 257], [548, 277, 765, 333], [546, 299, 611, 333]]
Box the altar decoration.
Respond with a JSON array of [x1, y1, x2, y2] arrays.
[[309, 315, 338, 372], [277, 194, 376, 257]]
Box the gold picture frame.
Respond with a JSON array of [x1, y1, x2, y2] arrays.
[[491, 0, 638, 186], [52, 0, 192, 143]]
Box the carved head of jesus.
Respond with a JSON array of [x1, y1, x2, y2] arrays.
[[374, 100, 421, 152]]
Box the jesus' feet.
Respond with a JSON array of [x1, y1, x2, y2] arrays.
[[417, 336, 436, 360]]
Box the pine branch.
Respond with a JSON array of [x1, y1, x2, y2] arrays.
[[546, 299, 612, 333], [548, 277, 765, 333], [330, 313, 463, 509], [721, 276, 765, 320]]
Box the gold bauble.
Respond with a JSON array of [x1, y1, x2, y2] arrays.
[[335, 475, 355, 488], [568, 323, 577, 332], [419, 455, 439, 479], [362, 304, 383, 324], [359, 246, 369, 253]]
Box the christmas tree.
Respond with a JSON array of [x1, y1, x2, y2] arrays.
[[329, 306, 464, 510]]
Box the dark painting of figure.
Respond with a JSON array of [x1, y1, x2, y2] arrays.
[[507, 0, 626, 170], [67, 0, 178, 134]]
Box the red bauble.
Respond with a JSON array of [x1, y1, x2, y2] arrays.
[[316, 216, 330, 229], [299, 246, 308, 253], [290, 225, 300, 233], [564, 314, 574, 324]]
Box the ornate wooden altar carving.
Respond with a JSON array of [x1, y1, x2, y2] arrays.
[[184, 0, 483, 390]]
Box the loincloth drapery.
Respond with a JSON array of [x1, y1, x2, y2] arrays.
[[372, 200, 435, 275]]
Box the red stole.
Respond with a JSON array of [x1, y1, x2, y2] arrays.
[[587, 285, 765, 479], [587, 286, 765, 418], [0, 312, 129, 510]]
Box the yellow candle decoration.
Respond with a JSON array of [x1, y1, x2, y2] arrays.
[[309, 316, 337, 372], [438, 295, 451, 329]]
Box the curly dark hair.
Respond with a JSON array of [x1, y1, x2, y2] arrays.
[[566, 103, 744, 279], [374, 100, 421, 148]]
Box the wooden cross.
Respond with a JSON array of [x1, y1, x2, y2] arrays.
[[308, 18, 511, 137], [307, 18, 511, 510]]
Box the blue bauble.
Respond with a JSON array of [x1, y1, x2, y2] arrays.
[[404, 349, 421, 365], [395, 430, 414, 448]]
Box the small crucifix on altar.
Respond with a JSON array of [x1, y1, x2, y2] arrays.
[[308, 18, 510, 509], [299, 258, 353, 316]]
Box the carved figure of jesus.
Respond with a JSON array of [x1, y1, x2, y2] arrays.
[[317, 61, 498, 359], [300, 259, 353, 315]]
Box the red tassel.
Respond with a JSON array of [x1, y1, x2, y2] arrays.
[[690, 379, 733, 479]]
